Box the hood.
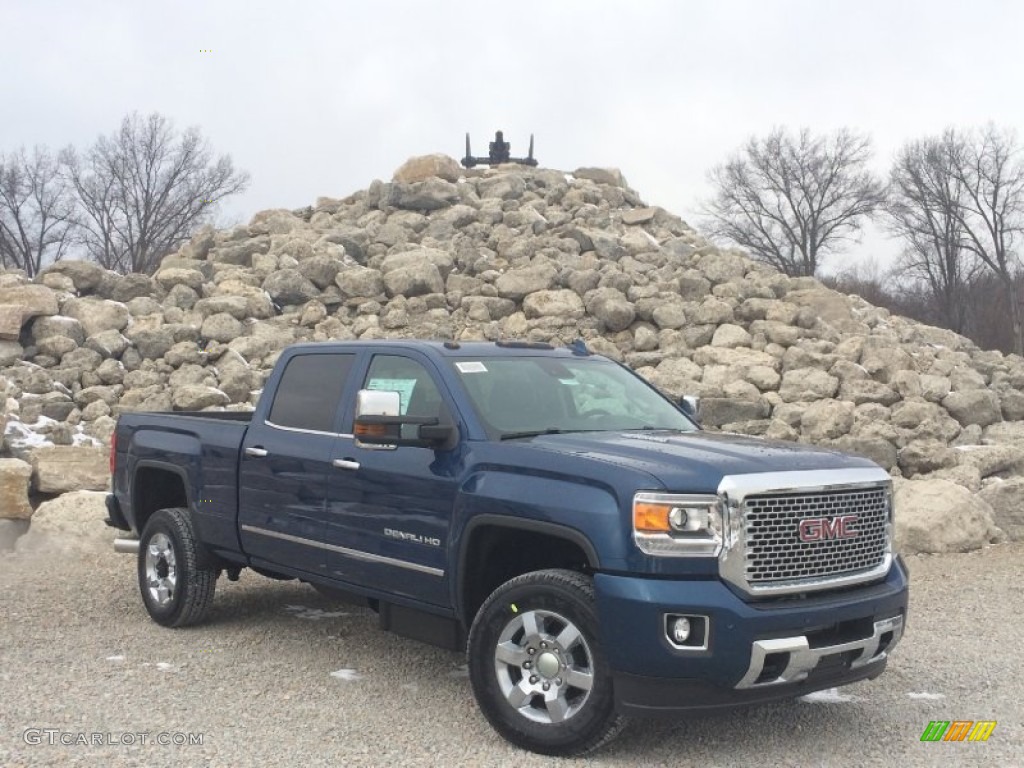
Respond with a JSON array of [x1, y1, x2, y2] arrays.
[[519, 430, 879, 494]]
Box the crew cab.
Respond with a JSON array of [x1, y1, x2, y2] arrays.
[[106, 339, 908, 755]]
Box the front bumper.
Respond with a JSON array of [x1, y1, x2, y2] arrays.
[[595, 556, 909, 716]]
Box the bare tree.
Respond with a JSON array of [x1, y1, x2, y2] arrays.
[[703, 127, 887, 276], [0, 146, 77, 276], [887, 135, 981, 333], [63, 112, 249, 274], [941, 125, 1024, 354]]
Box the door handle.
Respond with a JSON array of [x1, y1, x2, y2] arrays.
[[332, 458, 360, 471], [245, 446, 269, 458]]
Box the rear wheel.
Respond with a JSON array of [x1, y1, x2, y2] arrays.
[[467, 569, 625, 756], [137, 507, 217, 628]]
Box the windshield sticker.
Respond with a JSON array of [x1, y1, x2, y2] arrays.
[[456, 361, 488, 374], [366, 378, 417, 414]]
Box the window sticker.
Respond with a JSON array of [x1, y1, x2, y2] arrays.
[[366, 378, 418, 415], [456, 361, 488, 374]]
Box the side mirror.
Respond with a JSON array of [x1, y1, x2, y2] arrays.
[[679, 395, 700, 425], [353, 389, 456, 450]]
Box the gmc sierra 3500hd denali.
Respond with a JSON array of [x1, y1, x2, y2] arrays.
[[106, 339, 908, 756]]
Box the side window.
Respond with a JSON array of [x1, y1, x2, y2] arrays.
[[362, 355, 449, 437], [268, 354, 355, 432]]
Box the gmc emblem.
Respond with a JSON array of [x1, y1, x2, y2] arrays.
[[798, 514, 859, 542]]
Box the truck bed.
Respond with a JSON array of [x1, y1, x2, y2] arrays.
[[113, 410, 254, 555]]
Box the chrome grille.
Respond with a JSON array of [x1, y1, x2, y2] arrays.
[[743, 486, 889, 584]]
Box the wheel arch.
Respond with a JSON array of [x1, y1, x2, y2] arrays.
[[457, 515, 600, 628], [131, 460, 192, 536]]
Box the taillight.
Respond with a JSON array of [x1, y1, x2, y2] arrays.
[[109, 432, 117, 475]]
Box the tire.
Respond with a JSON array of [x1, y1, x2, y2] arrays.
[[137, 507, 217, 628], [467, 569, 625, 756]]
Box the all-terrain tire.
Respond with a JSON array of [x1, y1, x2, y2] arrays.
[[467, 569, 626, 756], [137, 507, 217, 628]]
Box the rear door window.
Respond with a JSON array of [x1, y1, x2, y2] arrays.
[[268, 354, 355, 433]]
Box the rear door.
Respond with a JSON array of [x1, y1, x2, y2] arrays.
[[324, 351, 462, 606], [238, 351, 357, 576]]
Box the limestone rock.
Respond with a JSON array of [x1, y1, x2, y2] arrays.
[[893, 478, 1000, 553], [942, 389, 1003, 427], [0, 284, 58, 320], [262, 269, 319, 305], [15, 490, 112, 552], [978, 479, 1024, 541], [496, 264, 558, 300], [0, 458, 33, 519], [28, 446, 109, 494], [0, 304, 22, 340], [393, 154, 462, 184], [778, 368, 839, 402]]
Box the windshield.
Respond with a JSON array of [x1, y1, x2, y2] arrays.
[[449, 356, 697, 439]]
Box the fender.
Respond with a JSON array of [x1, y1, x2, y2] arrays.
[[130, 459, 220, 571], [450, 467, 629, 618]]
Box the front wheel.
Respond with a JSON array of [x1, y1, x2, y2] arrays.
[[137, 507, 217, 628], [467, 569, 625, 756]]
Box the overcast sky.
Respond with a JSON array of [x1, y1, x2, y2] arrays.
[[3, 0, 1023, 273]]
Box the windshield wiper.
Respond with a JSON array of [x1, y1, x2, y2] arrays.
[[499, 428, 603, 441]]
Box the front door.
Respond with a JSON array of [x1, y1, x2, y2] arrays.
[[325, 352, 462, 607]]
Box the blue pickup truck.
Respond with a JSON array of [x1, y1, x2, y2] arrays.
[[106, 339, 908, 755]]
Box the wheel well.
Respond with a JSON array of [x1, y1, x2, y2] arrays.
[[461, 525, 593, 626], [132, 467, 188, 534]]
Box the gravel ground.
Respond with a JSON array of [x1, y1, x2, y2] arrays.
[[0, 539, 1021, 768]]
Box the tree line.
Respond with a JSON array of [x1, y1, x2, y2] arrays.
[[0, 112, 249, 276], [703, 125, 1024, 355]]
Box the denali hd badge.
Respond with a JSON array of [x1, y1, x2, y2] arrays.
[[798, 515, 859, 542]]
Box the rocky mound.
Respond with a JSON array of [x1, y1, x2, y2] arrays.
[[1, 154, 1022, 553]]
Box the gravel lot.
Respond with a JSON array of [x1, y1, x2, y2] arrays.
[[1, 538, 1021, 768]]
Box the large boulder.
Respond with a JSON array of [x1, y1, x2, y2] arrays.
[[62, 298, 130, 337], [942, 389, 1003, 427], [0, 458, 33, 519], [262, 269, 320, 305], [28, 446, 109, 494], [495, 264, 559, 300], [392, 154, 462, 184], [0, 284, 58, 320], [0, 304, 22, 340], [978, 478, 1024, 541], [893, 478, 1001, 553], [15, 490, 111, 552]]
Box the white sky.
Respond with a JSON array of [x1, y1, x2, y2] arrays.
[[3, 0, 1023, 274]]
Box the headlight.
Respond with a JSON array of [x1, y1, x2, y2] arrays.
[[633, 492, 723, 557]]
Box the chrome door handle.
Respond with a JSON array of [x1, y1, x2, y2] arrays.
[[332, 458, 360, 471], [245, 447, 268, 458]]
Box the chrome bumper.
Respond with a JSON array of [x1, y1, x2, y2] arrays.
[[735, 615, 904, 689]]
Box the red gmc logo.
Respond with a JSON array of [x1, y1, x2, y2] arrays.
[[798, 515, 859, 542]]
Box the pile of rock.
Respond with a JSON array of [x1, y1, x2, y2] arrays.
[[1, 154, 1021, 553]]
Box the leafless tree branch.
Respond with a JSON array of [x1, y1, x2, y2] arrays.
[[702, 127, 887, 277]]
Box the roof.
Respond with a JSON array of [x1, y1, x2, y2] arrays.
[[281, 339, 602, 359]]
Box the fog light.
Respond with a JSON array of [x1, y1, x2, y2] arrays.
[[671, 616, 691, 644]]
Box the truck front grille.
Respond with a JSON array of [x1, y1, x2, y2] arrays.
[[743, 487, 889, 585]]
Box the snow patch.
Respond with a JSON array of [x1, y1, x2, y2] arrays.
[[330, 668, 362, 681], [908, 692, 945, 700], [799, 688, 855, 704], [105, 655, 126, 662]]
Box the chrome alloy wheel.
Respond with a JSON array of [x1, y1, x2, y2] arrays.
[[144, 532, 177, 606], [493, 608, 595, 724]]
